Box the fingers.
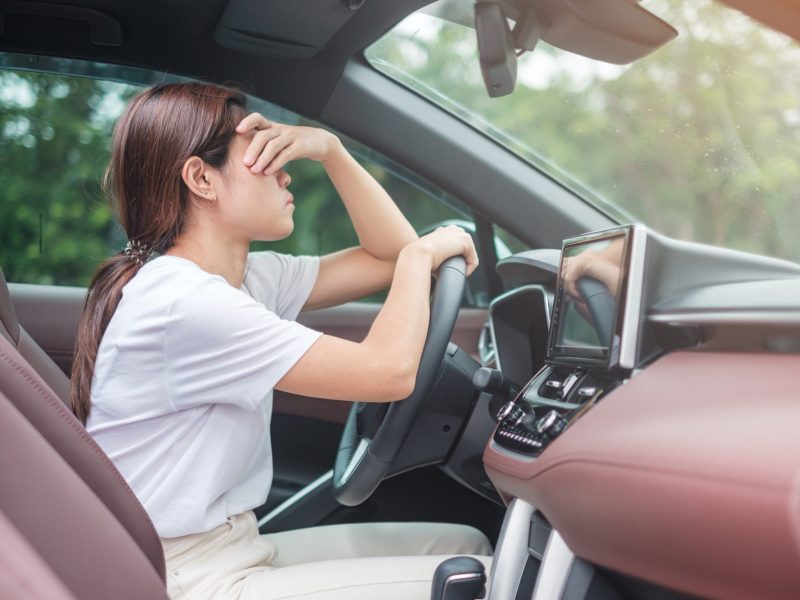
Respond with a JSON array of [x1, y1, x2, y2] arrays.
[[263, 147, 295, 176], [461, 232, 479, 277], [236, 112, 296, 174], [236, 112, 270, 135], [561, 257, 578, 298], [249, 130, 295, 173], [243, 128, 281, 168], [429, 225, 479, 277]]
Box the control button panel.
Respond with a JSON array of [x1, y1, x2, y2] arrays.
[[493, 366, 614, 456]]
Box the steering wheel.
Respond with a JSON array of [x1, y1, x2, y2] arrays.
[[575, 275, 616, 347], [332, 255, 468, 506]]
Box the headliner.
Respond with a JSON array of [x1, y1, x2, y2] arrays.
[[0, 0, 429, 118], [1, 0, 798, 120]]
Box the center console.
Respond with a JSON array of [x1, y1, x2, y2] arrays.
[[483, 225, 649, 600], [492, 225, 646, 458], [493, 365, 616, 456]]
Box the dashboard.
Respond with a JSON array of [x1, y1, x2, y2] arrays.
[[474, 224, 800, 600]]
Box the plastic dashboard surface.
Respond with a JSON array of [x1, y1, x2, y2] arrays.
[[484, 351, 800, 600]]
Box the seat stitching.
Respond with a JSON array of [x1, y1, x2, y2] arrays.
[[0, 347, 165, 576]]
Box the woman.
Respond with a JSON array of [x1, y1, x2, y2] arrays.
[[73, 82, 491, 599]]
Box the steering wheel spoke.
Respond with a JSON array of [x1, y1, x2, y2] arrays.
[[332, 256, 467, 506], [355, 402, 389, 439]]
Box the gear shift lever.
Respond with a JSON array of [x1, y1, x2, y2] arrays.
[[430, 556, 486, 600]]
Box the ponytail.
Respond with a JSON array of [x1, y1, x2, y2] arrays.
[[71, 255, 142, 423], [70, 82, 247, 423]]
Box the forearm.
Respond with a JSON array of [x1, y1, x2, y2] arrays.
[[585, 260, 621, 295], [362, 244, 433, 388], [322, 142, 417, 261]]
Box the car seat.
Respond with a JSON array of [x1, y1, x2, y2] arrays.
[[0, 387, 167, 598], [0, 266, 70, 402], [0, 268, 166, 583]]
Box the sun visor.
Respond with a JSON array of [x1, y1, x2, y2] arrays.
[[214, 0, 364, 59], [425, 0, 677, 65], [534, 0, 678, 64]]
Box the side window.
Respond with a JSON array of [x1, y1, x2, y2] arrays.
[[0, 65, 140, 286], [0, 55, 526, 308]]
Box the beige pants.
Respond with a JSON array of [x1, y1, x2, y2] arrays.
[[162, 512, 493, 600]]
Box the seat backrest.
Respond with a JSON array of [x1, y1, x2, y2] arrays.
[[0, 267, 70, 402], [0, 508, 76, 600], [0, 390, 168, 599], [0, 332, 166, 580]]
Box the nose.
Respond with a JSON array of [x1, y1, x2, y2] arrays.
[[278, 169, 291, 188]]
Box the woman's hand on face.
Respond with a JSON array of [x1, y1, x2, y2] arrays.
[[236, 113, 341, 175], [410, 225, 479, 277]]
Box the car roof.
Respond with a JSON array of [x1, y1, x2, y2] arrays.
[[0, 0, 429, 119], [3, 0, 797, 122]]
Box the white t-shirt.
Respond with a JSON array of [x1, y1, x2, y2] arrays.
[[87, 252, 322, 539]]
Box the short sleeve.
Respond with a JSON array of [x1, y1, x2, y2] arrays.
[[164, 277, 323, 411], [244, 252, 320, 319]]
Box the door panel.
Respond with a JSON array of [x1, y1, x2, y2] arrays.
[[9, 284, 488, 415], [8, 283, 84, 376], [9, 283, 488, 519], [286, 303, 487, 424]]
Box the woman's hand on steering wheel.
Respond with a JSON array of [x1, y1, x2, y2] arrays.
[[411, 225, 480, 278], [236, 112, 342, 176]]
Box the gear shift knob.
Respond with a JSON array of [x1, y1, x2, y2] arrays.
[[430, 556, 486, 600]]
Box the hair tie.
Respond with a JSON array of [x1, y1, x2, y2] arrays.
[[124, 240, 152, 266]]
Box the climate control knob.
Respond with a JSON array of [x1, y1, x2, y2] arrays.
[[496, 401, 533, 426], [536, 410, 569, 438]]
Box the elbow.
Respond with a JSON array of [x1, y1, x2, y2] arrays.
[[381, 361, 418, 401]]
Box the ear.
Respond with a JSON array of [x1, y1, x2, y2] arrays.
[[181, 156, 217, 202]]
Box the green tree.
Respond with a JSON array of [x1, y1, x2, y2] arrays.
[[0, 69, 472, 288], [368, 0, 800, 263], [0, 72, 137, 284]]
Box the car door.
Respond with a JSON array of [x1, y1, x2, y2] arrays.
[[0, 57, 516, 522]]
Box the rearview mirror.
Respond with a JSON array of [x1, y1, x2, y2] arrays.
[[474, 1, 517, 98]]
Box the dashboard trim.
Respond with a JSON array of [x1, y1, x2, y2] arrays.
[[531, 531, 575, 600], [618, 225, 647, 369], [484, 351, 800, 600], [488, 284, 551, 383], [487, 499, 536, 600], [649, 310, 800, 325]]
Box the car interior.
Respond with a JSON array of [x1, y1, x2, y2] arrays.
[[2, 0, 800, 599]]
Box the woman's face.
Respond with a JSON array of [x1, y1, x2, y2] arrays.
[[213, 131, 295, 242]]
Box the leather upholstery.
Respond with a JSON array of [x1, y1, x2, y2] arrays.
[[0, 267, 70, 403], [0, 509, 76, 600], [0, 267, 20, 345], [0, 391, 168, 599], [0, 333, 166, 580]]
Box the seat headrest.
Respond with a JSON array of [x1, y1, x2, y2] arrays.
[[0, 268, 20, 345]]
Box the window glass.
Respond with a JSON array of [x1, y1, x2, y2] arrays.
[[366, 0, 800, 264], [0, 54, 514, 306], [0, 64, 140, 285]]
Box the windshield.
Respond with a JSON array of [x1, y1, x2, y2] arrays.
[[366, 0, 800, 264]]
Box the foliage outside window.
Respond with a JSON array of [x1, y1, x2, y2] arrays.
[[0, 56, 516, 307], [367, 0, 800, 264]]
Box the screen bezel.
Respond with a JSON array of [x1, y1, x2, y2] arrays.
[[546, 226, 634, 369]]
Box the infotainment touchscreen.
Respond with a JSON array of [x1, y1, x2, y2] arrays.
[[547, 227, 634, 367]]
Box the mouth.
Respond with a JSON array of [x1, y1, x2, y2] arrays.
[[285, 194, 294, 206]]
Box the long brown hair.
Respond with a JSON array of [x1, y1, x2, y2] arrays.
[[71, 83, 247, 423]]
